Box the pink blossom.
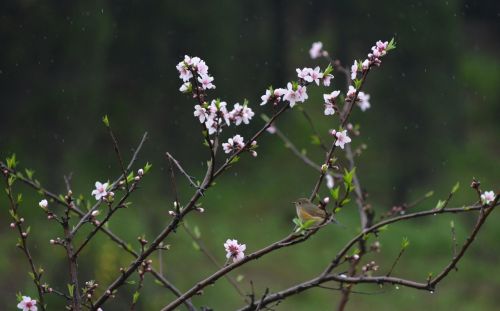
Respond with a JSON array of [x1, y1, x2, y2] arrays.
[[230, 103, 255, 125], [198, 74, 215, 90], [260, 89, 272, 106], [296, 67, 313, 82], [346, 85, 357, 98], [330, 130, 352, 149], [309, 41, 323, 59], [176, 62, 193, 82], [351, 61, 358, 80], [309, 66, 323, 85], [196, 60, 208, 75], [481, 191, 495, 204], [322, 74, 333, 86], [17, 296, 37, 311], [266, 125, 277, 134], [222, 135, 245, 154], [324, 104, 335, 116], [193, 105, 208, 123], [179, 82, 191, 93], [324, 90, 340, 104], [283, 83, 304, 108], [362, 59, 370, 70], [218, 101, 231, 126], [39, 199, 48, 209], [224, 239, 246, 263], [296, 85, 308, 103], [91, 181, 109, 201], [357, 92, 371, 111]]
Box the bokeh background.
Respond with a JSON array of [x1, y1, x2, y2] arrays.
[[0, 0, 499, 310]]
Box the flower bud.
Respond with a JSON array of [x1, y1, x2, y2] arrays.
[[91, 210, 100, 217], [321, 164, 328, 173], [323, 197, 330, 204], [168, 210, 176, 216], [137, 168, 144, 176], [196, 207, 205, 213], [10, 223, 15, 228]]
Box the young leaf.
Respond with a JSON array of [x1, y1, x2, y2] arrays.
[[102, 115, 110, 127], [451, 182, 460, 194], [401, 237, 410, 249], [133, 291, 140, 304]]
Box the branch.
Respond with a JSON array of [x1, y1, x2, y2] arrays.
[[238, 202, 498, 310]]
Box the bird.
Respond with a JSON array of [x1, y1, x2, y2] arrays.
[[294, 198, 329, 227]]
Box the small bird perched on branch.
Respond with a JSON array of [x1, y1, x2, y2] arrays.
[[294, 198, 331, 227]]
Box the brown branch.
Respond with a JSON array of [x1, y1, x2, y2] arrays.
[[0, 140, 196, 311], [238, 202, 498, 310], [92, 104, 290, 310], [3, 175, 47, 311], [71, 132, 148, 235]]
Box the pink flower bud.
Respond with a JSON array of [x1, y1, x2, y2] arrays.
[[134, 176, 140, 181], [168, 210, 176, 216], [20, 217, 24, 223], [22, 232, 28, 237], [137, 168, 144, 176], [91, 210, 100, 217], [50, 239, 55, 244], [323, 197, 330, 204], [10, 223, 15, 228], [196, 207, 205, 213]]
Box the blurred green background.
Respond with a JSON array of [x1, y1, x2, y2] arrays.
[[0, 0, 499, 310]]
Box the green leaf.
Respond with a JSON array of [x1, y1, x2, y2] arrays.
[[25, 169, 35, 180], [387, 38, 397, 51], [340, 198, 351, 206], [102, 115, 110, 127], [302, 219, 318, 229], [67, 284, 74, 297], [192, 241, 200, 251], [144, 162, 153, 174], [17, 193, 23, 204], [330, 187, 340, 201], [28, 272, 35, 280], [435, 200, 446, 210], [229, 156, 240, 165], [133, 291, 140, 304], [451, 182, 460, 194], [378, 225, 389, 232], [193, 226, 201, 239], [260, 113, 271, 123], [401, 237, 410, 249], [343, 168, 356, 185], [292, 218, 302, 227], [354, 79, 362, 89], [6, 154, 18, 169], [310, 135, 321, 146], [450, 220, 455, 229], [323, 63, 333, 76], [126, 280, 136, 285], [126, 172, 134, 183], [236, 275, 245, 282], [425, 191, 434, 198]]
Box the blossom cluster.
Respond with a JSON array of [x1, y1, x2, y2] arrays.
[[350, 39, 394, 81], [260, 65, 333, 108], [177, 55, 214, 93], [193, 99, 255, 135]]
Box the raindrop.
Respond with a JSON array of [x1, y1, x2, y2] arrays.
[[430, 290, 434, 294], [395, 285, 399, 290]]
